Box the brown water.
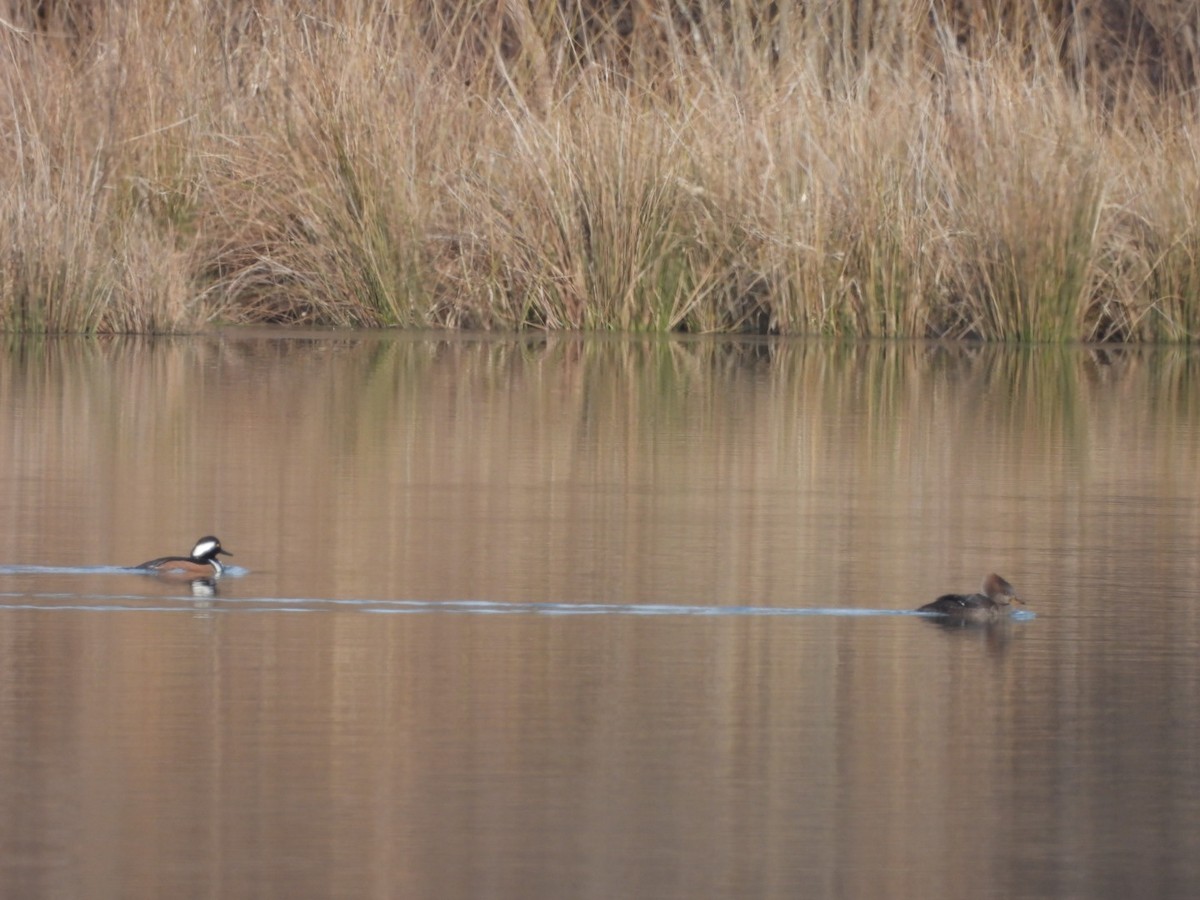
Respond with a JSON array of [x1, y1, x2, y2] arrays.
[[1, 333, 1199, 898]]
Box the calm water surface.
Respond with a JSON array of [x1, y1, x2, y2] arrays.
[[1, 333, 1199, 898]]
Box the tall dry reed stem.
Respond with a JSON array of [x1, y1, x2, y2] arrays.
[[2, 9, 205, 332], [3, 1, 1200, 338], [933, 54, 1107, 341], [451, 79, 745, 332]]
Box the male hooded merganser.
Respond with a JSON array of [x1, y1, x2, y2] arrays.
[[918, 573, 1025, 621], [136, 535, 232, 578]]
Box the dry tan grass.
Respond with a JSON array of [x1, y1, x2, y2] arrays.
[[2, 1, 1199, 338]]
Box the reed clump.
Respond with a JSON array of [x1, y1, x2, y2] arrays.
[[3, 1, 1200, 339]]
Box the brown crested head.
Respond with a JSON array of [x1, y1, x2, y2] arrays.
[[982, 573, 1023, 604]]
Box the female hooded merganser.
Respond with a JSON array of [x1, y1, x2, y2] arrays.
[[136, 535, 232, 578], [918, 573, 1025, 621]]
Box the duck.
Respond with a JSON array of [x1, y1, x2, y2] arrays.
[[917, 573, 1025, 621], [135, 535, 232, 578]]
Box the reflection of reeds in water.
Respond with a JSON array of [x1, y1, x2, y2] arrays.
[[5, 4, 1200, 338], [5, 335, 1200, 464], [5, 334, 1199, 442], [4, 337, 1200, 588]]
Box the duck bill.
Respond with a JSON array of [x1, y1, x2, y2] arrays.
[[218, 548, 233, 557]]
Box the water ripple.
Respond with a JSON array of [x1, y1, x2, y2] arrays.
[[0, 589, 1036, 619], [0, 564, 251, 577]]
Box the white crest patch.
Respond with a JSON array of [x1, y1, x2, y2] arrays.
[[192, 537, 218, 558]]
